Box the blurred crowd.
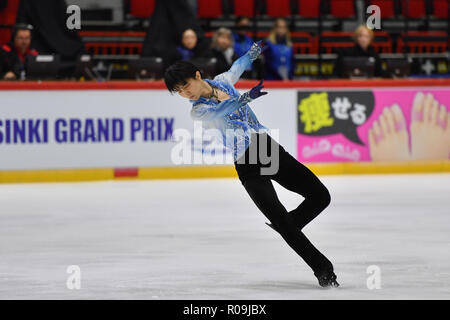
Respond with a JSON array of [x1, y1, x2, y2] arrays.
[[1, 21, 382, 81], [0, 0, 392, 81], [170, 17, 298, 80]]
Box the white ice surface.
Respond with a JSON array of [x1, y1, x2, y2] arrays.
[[0, 173, 449, 299]]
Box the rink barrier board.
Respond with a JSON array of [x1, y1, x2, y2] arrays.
[[0, 79, 450, 91], [0, 161, 449, 183], [1, 80, 449, 183], [0, 168, 113, 183]]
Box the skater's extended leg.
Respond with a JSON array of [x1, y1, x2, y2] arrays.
[[241, 177, 333, 274], [272, 147, 331, 230]]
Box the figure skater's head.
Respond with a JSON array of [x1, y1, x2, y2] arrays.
[[164, 60, 207, 101]]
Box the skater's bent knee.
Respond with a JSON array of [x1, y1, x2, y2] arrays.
[[317, 188, 331, 209]]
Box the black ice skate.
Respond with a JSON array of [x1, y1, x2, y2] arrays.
[[314, 270, 339, 288]]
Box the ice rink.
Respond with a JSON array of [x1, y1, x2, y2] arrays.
[[1, 173, 449, 299]]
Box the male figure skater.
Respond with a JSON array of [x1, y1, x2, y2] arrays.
[[164, 41, 339, 288]]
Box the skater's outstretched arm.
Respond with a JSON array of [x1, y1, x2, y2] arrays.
[[190, 80, 268, 121], [214, 41, 264, 85]]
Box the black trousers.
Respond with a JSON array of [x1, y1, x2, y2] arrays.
[[234, 132, 334, 275]]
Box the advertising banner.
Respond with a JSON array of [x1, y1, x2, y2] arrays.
[[297, 89, 450, 162], [0, 89, 296, 170]]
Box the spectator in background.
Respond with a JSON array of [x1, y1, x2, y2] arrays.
[[335, 25, 382, 78], [176, 28, 209, 61], [264, 18, 295, 81], [16, 0, 84, 61], [233, 16, 253, 58], [232, 16, 255, 78], [0, 24, 38, 80], [210, 27, 238, 75]]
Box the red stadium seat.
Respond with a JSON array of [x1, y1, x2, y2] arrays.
[[266, 0, 291, 17], [402, 0, 426, 18], [297, 0, 321, 17], [79, 31, 146, 38], [197, 0, 222, 18], [129, 0, 155, 18], [319, 31, 392, 54], [433, 0, 449, 18], [256, 31, 270, 40], [234, 0, 254, 16], [320, 32, 355, 54], [255, 31, 317, 53], [372, 31, 393, 53], [397, 31, 448, 53], [85, 42, 143, 56], [0, 0, 20, 45], [330, 0, 355, 18], [290, 32, 317, 54], [370, 0, 395, 18]]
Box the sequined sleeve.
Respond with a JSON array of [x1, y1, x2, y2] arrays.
[[214, 42, 262, 85], [190, 93, 253, 121]]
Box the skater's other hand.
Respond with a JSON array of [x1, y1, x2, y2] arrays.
[[248, 41, 266, 60], [249, 79, 268, 99]]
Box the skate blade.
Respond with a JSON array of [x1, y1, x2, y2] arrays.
[[320, 283, 340, 289], [265, 222, 279, 233]]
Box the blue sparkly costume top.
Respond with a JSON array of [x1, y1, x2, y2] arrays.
[[189, 43, 270, 162]]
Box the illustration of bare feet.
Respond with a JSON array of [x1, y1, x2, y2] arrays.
[[369, 104, 411, 161], [410, 92, 450, 161]]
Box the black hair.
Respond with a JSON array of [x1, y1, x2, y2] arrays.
[[11, 23, 34, 42], [164, 60, 201, 94]]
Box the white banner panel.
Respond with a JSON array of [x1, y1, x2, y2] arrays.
[[0, 89, 296, 170]]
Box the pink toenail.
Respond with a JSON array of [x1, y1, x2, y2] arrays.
[[394, 121, 406, 132], [374, 132, 384, 144], [437, 118, 447, 130], [411, 110, 423, 122]]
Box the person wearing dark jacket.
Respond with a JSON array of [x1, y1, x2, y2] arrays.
[[210, 27, 239, 76], [0, 24, 38, 80], [232, 16, 258, 79], [335, 25, 382, 78], [263, 18, 295, 81], [233, 16, 253, 58], [15, 0, 83, 60], [176, 28, 210, 62]]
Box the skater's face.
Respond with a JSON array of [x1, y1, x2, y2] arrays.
[[175, 71, 203, 100]]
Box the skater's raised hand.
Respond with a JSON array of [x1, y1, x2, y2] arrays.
[[248, 41, 267, 61], [249, 79, 268, 99]]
